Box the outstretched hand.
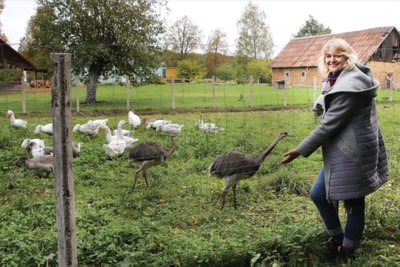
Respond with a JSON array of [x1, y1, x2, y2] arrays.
[[280, 148, 301, 165]]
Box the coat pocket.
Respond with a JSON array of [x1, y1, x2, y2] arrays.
[[335, 126, 358, 161]]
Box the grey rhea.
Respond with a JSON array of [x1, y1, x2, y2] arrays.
[[128, 134, 177, 190], [209, 131, 290, 209]]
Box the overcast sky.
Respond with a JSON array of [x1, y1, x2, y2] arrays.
[[2, 0, 400, 57]]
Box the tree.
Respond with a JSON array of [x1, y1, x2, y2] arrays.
[[0, 0, 6, 41], [21, 0, 166, 104], [236, 1, 273, 60], [216, 63, 236, 82], [294, 15, 331, 38], [204, 29, 228, 77], [177, 58, 206, 81], [19, 5, 61, 73], [247, 59, 271, 83], [165, 16, 202, 60]]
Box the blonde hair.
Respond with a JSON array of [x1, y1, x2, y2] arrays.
[[318, 38, 359, 74]]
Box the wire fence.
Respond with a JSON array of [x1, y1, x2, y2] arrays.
[[1, 75, 399, 116]]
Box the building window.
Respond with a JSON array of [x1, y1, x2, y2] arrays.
[[285, 71, 290, 78], [301, 71, 307, 79]]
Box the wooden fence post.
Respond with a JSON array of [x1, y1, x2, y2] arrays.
[[171, 76, 175, 110], [50, 53, 78, 267], [125, 75, 130, 111], [212, 76, 216, 109], [76, 76, 80, 114], [389, 75, 393, 102], [249, 75, 254, 108], [283, 80, 287, 107], [21, 72, 26, 114], [313, 76, 317, 102]]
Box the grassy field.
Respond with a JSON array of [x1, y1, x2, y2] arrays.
[[1, 82, 399, 114], [0, 99, 399, 265]]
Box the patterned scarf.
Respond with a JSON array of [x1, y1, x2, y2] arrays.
[[327, 71, 341, 87]]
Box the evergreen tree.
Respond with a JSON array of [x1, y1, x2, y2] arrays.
[[294, 15, 331, 38]]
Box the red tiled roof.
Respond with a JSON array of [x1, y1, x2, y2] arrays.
[[270, 26, 395, 68]]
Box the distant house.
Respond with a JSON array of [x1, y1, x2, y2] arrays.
[[0, 38, 49, 90], [0, 39, 37, 71], [270, 26, 400, 89], [155, 66, 192, 83]]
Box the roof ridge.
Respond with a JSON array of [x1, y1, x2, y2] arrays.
[[292, 26, 395, 41], [270, 26, 398, 68]]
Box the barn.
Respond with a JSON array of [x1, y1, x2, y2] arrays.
[[270, 26, 400, 89], [0, 39, 37, 71], [0, 38, 49, 90]]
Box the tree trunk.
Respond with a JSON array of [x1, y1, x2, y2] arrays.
[[85, 65, 101, 105]]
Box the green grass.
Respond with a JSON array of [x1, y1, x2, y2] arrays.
[[0, 101, 399, 266], [2, 83, 399, 114]]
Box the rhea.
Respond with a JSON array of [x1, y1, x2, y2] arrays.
[[128, 134, 177, 190], [209, 131, 290, 209]]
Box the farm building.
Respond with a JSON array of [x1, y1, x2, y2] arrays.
[[161, 67, 178, 82], [0, 38, 49, 90], [270, 26, 400, 89], [158, 67, 192, 83], [0, 39, 36, 71]]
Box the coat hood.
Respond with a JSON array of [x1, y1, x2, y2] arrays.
[[327, 63, 379, 98]]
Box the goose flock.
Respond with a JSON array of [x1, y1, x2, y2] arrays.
[[6, 109, 236, 205]]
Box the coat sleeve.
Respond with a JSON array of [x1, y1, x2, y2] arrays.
[[297, 93, 360, 157]]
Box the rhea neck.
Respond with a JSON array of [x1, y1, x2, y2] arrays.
[[166, 136, 177, 157], [255, 134, 286, 164]]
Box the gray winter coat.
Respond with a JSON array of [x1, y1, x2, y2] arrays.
[[297, 63, 389, 200]]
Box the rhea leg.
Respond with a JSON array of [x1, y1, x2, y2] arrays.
[[221, 177, 236, 210], [132, 162, 146, 190], [142, 170, 149, 187], [221, 188, 229, 210], [232, 184, 238, 209], [132, 170, 141, 190]]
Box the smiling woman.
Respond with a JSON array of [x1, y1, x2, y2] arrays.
[[281, 38, 389, 257]]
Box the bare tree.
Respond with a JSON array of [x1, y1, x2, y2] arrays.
[[205, 29, 228, 76], [236, 1, 273, 59], [165, 16, 202, 59]]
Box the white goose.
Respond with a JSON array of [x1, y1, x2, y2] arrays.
[[128, 110, 141, 128], [34, 123, 53, 135], [21, 138, 52, 158], [6, 110, 27, 129], [146, 119, 171, 130], [72, 141, 82, 158], [103, 122, 127, 158], [21, 138, 45, 149], [73, 120, 101, 136], [114, 120, 138, 147], [92, 119, 108, 128], [28, 141, 53, 158], [100, 120, 129, 143], [156, 123, 184, 134], [197, 120, 224, 134], [113, 128, 133, 137], [100, 124, 119, 143]]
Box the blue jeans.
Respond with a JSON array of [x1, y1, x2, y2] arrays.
[[310, 168, 365, 249]]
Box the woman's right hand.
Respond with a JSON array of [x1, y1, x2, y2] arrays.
[[280, 148, 301, 165]]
